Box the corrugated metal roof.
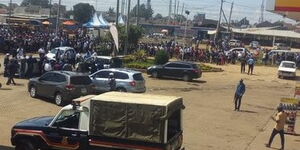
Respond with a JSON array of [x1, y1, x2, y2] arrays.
[[232, 28, 300, 39]]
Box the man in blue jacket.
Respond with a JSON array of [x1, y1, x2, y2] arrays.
[[234, 79, 246, 111]]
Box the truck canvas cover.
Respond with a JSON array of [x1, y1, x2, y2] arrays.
[[89, 92, 183, 143]]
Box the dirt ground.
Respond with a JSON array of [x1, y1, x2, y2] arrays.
[[0, 55, 299, 150]]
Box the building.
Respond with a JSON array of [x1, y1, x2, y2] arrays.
[[266, 0, 300, 21]]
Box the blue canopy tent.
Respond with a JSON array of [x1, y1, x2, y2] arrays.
[[83, 13, 109, 28], [118, 15, 125, 25]]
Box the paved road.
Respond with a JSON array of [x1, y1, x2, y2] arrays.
[[0, 55, 299, 149]]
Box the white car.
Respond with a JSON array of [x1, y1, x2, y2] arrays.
[[229, 39, 242, 47], [225, 48, 249, 58], [46, 47, 76, 61], [250, 41, 260, 49], [278, 61, 297, 79]]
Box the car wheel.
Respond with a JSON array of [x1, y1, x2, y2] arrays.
[[29, 86, 37, 98], [15, 140, 37, 150], [54, 93, 64, 106], [151, 71, 158, 78], [117, 87, 127, 92], [183, 74, 192, 82]]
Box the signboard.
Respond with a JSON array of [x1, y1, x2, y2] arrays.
[[275, 0, 300, 12], [280, 98, 298, 134]]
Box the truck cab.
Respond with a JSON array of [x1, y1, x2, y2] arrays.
[[11, 93, 185, 150]]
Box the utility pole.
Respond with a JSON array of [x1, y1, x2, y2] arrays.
[[116, 0, 120, 26], [180, 3, 184, 24], [8, 0, 12, 29], [121, 0, 125, 16], [174, 0, 177, 19], [177, 0, 180, 16], [137, 0, 140, 25], [55, 0, 61, 36], [214, 0, 224, 45], [259, 0, 265, 23], [49, 0, 52, 18], [168, 0, 172, 24], [227, 2, 233, 33], [124, 0, 131, 55]]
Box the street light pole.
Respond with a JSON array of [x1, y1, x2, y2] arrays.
[[124, 0, 131, 55]]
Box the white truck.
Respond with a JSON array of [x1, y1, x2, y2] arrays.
[[11, 92, 185, 150]]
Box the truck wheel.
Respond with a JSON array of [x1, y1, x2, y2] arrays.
[[55, 92, 64, 106], [16, 140, 37, 150], [183, 74, 191, 82], [151, 71, 158, 78], [29, 86, 37, 98]]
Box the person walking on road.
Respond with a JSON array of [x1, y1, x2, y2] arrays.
[[234, 79, 246, 111], [240, 54, 247, 73], [247, 57, 255, 75], [6, 58, 18, 85], [108, 73, 116, 91], [265, 106, 287, 150]]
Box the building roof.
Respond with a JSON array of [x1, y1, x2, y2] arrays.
[[91, 92, 182, 107], [231, 27, 300, 39]]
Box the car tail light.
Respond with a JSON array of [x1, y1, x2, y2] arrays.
[[65, 84, 75, 91], [129, 81, 136, 87], [192, 69, 199, 73]]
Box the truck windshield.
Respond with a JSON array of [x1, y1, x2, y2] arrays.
[[53, 110, 80, 129], [167, 110, 181, 141]]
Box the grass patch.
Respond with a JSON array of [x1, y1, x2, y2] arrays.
[[199, 64, 223, 72], [125, 59, 155, 69]]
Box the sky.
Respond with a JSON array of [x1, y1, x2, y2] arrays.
[[0, 0, 295, 24]]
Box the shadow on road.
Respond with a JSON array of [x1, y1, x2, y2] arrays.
[[240, 110, 258, 114], [0, 145, 14, 150]]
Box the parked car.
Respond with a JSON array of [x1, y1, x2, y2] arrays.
[[250, 41, 260, 49], [28, 71, 95, 106], [90, 68, 146, 93], [278, 61, 297, 79], [147, 61, 202, 81], [225, 48, 250, 58], [11, 92, 185, 150], [273, 43, 291, 50], [46, 47, 76, 61], [84, 55, 123, 69], [229, 39, 242, 47]]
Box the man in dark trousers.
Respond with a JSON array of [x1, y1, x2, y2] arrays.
[[3, 53, 10, 77], [265, 106, 287, 150], [247, 57, 255, 75], [240, 54, 246, 73], [6, 58, 18, 85], [108, 73, 116, 91], [26, 55, 36, 78], [234, 79, 246, 111]]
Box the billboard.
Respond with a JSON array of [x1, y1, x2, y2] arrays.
[[275, 0, 300, 12]]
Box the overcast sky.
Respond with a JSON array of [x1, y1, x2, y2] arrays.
[[1, 0, 295, 24]]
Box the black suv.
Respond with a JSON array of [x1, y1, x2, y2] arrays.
[[28, 71, 95, 106], [147, 61, 202, 81]]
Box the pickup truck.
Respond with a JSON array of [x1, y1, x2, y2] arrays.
[[11, 92, 185, 150]]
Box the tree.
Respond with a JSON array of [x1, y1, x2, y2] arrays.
[[154, 13, 163, 20], [130, 4, 153, 20], [155, 50, 169, 65], [0, 4, 7, 9], [73, 3, 95, 24], [21, 0, 50, 8], [104, 25, 144, 54], [108, 7, 115, 16], [174, 14, 186, 22]]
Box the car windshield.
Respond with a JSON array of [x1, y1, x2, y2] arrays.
[[95, 58, 111, 64], [192, 64, 199, 70], [133, 73, 144, 81], [282, 63, 296, 68], [50, 48, 64, 55], [70, 76, 92, 85]]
